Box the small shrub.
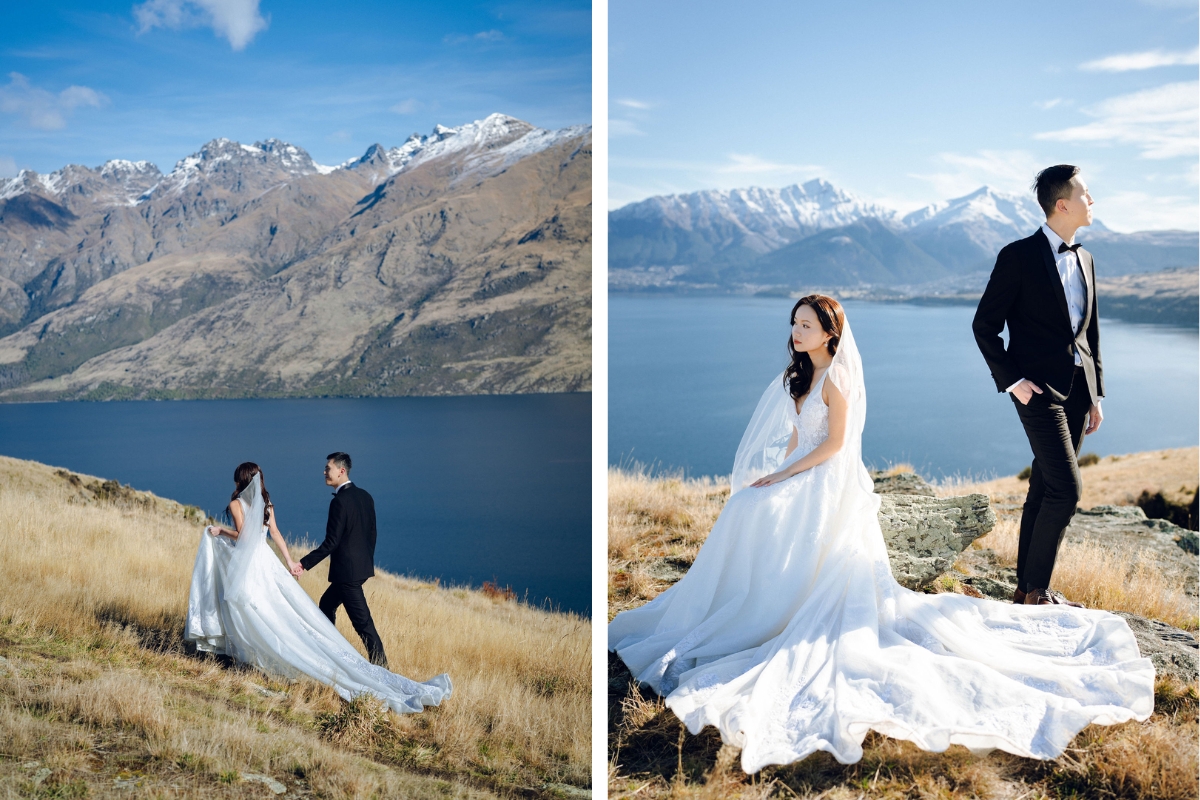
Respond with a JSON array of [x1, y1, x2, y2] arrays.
[[481, 581, 516, 601], [1078, 452, 1100, 467], [1017, 466, 1032, 481], [1137, 489, 1197, 531]]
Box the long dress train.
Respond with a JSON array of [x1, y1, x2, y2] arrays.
[[608, 322, 1153, 773], [186, 475, 451, 713]]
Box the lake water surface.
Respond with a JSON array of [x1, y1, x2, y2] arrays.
[[0, 394, 590, 615], [611, 295, 1198, 480]]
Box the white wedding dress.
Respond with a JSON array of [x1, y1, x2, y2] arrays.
[[185, 475, 451, 713], [609, 320, 1154, 773]]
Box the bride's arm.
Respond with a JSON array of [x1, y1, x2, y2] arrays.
[[750, 381, 848, 487], [207, 500, 244, 539], [265, 509, 300, 573]]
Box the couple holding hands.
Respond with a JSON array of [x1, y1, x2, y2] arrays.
[[185, 452, 452, 713]]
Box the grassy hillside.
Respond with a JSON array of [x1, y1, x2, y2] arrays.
[[0, 455, 589, 799], [608, 449, 1199, 799]]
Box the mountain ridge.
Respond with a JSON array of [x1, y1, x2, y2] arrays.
[[610, 181, 1197, 292], [0, 114, 591, 400]]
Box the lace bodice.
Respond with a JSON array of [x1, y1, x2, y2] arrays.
[[788, 370, 830, 456]]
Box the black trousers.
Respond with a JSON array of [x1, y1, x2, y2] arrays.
[[319, 580, 389, 668], [1011, 367, 1092, 592]]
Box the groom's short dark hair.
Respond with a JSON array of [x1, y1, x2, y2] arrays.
[[327, 452, 352, 472], [1033, 165, 1080, 217]]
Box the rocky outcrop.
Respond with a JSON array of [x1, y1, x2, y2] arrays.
[[870, 470, 935, 496], [877, 492, 995, 589]]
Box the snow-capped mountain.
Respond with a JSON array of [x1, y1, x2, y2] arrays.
[[0, 114, 591, 400], [0, 160, 162, 210], [611, 180, 897, 270], [344, 113, 589, 184], [610, 180, 1197, 290]]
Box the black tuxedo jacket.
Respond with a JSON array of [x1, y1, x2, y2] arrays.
[[972, 228, 1103, 403], [300, 482, 377, 583]]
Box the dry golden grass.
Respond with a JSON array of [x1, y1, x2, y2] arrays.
[[0, 454, 589, 798], [608, 459, 1200, 799], [935, 446, 1199, 508], [972, 518, 1196, 629]]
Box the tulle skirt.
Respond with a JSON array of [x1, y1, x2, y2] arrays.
[[186, 530, 451, 713], [609, 458, 1155, 772]]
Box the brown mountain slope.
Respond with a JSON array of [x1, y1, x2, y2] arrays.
[[0, 130, 590, 400], [0, 116, 591, 399]]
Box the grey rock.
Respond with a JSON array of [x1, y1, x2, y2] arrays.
[[241, 773, 287, 795], [878, 493, 995, 589], [1113, 612, 1198, 684], [871, 470, 935, 497]]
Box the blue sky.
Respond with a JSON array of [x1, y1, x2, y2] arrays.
[[610, 0, 1198, 231], [1, 0, 589, 177]]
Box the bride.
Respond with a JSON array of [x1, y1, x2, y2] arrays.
[[608, 295, 1154, 773], [186, 462, 451, 713]]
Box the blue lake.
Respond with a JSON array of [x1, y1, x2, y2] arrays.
[[610, 295, 1199, 480], [0, 393, 591, 616]]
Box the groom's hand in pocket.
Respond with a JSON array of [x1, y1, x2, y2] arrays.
[[1011, 379, 1042, 405]]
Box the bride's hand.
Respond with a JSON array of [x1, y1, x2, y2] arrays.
[[750, 471, 788, 488]]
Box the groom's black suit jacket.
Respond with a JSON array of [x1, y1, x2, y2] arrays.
[[300, 482, 377, 583], [972, 228, 1103, 404]]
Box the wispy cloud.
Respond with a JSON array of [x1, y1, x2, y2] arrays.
[[0, 72, 107, 130], [610, 118, 645, 137], [133, 0, 269, 51], [1035, 81, 1198, 159], [1081, 47, 1199, 71], [1093, 189, 1199, 231], [390, 98, 422, 114], [1035, 98, 1064, 110], [714, 153, 821, 178], [909, 150, 1042, 199], [444, 29, 505, 45], [615, 98, 652, 110]]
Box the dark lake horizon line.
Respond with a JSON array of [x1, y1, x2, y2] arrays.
[[0, 392, 592, 616]]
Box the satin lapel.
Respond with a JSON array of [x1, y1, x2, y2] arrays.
[[1078, 247, 1095, 332], [1035, 229, 1072, 327]]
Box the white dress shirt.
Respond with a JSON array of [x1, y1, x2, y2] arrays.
[[335, 480, 352, 493], [1005, 223, 1088, 393]]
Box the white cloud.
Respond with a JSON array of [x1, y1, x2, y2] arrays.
[[615, 98, 651, 110], [908, 150, 1043, 198], [0, 72, 107, 130], [609, 118, 644, 137], [1081, 47, 1199, 72], [133, 0, 269, 51], [1092, 189, 1199, 232], [0, 156, 15, 178], [390, 98, 421, 114], [1035, 98, 1063, 110], [1035, 81, 1198, 159], [444, 29, 505, 45], [714, 153, 822, 179]]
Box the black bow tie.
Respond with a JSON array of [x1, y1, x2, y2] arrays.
[[1058, 242, 1082, 254]]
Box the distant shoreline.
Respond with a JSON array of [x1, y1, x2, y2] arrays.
[[609, 267, 1199, 327]]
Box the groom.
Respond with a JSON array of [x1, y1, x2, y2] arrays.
[[292, 451, 389, 667], [972, 164, 1103, 607]]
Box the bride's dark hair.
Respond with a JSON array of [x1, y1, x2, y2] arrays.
[[230, 461, 272, 527], [784, 295, 845, 402]]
